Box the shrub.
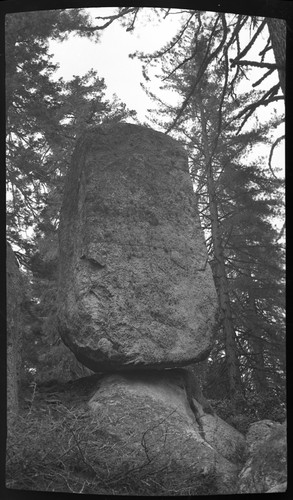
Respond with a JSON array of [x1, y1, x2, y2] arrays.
[[210, 391, 286, 435], [6, 402, 220, 495]]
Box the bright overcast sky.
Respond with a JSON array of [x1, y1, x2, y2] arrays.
[[49, 7, 184, 125], [48, 7, 284, 177]]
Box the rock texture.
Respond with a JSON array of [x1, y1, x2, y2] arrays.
[[237, 420, 287, 493], [87, 369, 245, 494], [267, 482, 287, 493], [7, 242, 24, 423], [57, 123, 218, 372], [245, 419, 282, 455]]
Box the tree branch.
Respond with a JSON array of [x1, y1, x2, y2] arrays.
[[268, 134, 285, 179], [234, 83, 282, 133], [231, 59, 283, 70], [166, 13, 228, 134], [275, 222, 285, 242], [126, 8, 139, 32], [259, 39, 272, 60], [252, 68, 274, 87], [230, 18, 266, 65], [139, 12, 195, 62], [81, 7, 139, 31]]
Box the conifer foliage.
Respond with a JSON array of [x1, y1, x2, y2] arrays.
[[132, 11, 285, 413], [6, 8, 285, 417], [6, 9, 136, 383], [6, 9, 135, 260]]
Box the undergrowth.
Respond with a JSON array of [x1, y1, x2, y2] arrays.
[[210, 394, 286, 435], [6, 401, 219, 495]]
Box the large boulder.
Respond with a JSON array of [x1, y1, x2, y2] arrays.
[[6, 242, 24, 422], [57, 123, 218, 371], [85, 369, 245, 494], [237, 420, 287, 493]]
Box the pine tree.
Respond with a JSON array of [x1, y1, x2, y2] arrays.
[[6, 10, 136, 383], [137, 14, 285, 409]]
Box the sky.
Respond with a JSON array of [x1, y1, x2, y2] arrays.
[[43, 6, 286, 242], [48, 7, 285, 176], [7, 6, 285, 247], [49, 7, 184, 124]]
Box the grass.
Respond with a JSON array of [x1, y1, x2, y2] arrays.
[[6, 390, 220, 495]]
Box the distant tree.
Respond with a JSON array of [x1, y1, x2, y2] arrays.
[[6, 9, 93, 256], [6, 10, 136, 259], [6, 243, 24, 420], [88, 7, 287, 244], [137, 14, 285, 408], [71, 6, 286, 408], [91, 8, 286, 131], [6, 6, 286, 401], [232, 17, 286, 95], [6, 9, 136, 383]]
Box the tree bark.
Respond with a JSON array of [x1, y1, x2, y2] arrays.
[[266, 17, 286, 95], [198, 99, 242, 407], [7, 242, 24, 423], [247, 282, 268, 393]]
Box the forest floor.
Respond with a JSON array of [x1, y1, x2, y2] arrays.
[[6, 374, 222, 495], [20, 373, 104, 412]]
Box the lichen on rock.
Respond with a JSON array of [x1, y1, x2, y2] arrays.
[[87, 369, 243, 494], [57, 123, 218, 372], [237, 420, 287, 493]]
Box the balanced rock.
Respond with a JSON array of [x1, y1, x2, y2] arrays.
[[57, 123, 218, 371], [86, 369, 244, 494]]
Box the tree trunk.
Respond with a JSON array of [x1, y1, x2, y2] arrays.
[[7, 242, 24, 423], [249, 333, 268, 393], [247, 283, 268, 393], [199, 100, 242, 407], [266, 17, 286, 95]]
